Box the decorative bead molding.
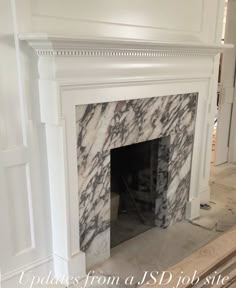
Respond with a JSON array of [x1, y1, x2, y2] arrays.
[[20, 33, 232, 58], [36, 49, 214, 57]]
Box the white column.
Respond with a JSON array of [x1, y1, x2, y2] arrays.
[[39, 79, 86, 283]]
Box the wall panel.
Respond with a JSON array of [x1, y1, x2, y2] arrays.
[[32, 0, 203, 32], [30, 0, 223, 43], [0, 0, 52, 286], [5, 164, 34, 255]]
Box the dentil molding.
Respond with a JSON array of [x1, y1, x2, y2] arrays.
[[20, 34, 232, 58]]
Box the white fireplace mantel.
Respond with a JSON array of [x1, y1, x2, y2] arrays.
[[21, 33, 230, 283], [20, 33, 229, 52]]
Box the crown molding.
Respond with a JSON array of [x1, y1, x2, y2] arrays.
[[19, 33, 233, 57]]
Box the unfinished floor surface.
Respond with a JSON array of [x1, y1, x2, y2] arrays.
[[36, 164, 236, 287], [91, 163, 236, 285]]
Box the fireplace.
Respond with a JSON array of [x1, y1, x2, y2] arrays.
[[76, 94, 197, 268], [22, 34, 223, 280], [110, 139, 160, 247]]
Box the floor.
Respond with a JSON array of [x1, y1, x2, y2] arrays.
[[92, 163, 236, 285], [191, 163, 236, 232], [38, 163, 236, 287]]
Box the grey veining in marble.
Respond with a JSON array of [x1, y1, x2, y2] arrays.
[[76, 93, 198, 268]]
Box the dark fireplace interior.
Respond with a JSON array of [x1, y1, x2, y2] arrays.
[[110, 139, 160, 248]]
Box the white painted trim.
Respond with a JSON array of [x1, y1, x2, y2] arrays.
[[229, 86, 236, 163], [19, 33, 232, 57], [21, 34, 224, 276], [0, 4, 52, 287], [53, 252, 86, 285], [1, 256, 53, 287], [1, 146, 28, 167], [186, 198, 201, 220]]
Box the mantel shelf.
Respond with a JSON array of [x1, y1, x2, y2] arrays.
[[19, 33, 233, 57]]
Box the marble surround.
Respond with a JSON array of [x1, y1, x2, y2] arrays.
[[76, 93, 198, 268]]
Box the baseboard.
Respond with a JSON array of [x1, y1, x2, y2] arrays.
[[54, 251, 86, 286], [1, 256, 54, 288], [186, 198, 200, 220], [1, 252, 86, 288], [199, 186, 210, 204]]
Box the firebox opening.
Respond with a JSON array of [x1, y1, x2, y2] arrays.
[[110, 139, 159, 248]]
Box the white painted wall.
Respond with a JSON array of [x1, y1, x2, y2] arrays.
[[225, 0, 236, 163], [0, 0, 225, 287], [215, 0, 236, 165], [0, 1, 52, 287], [29, 0, 224, 43]]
